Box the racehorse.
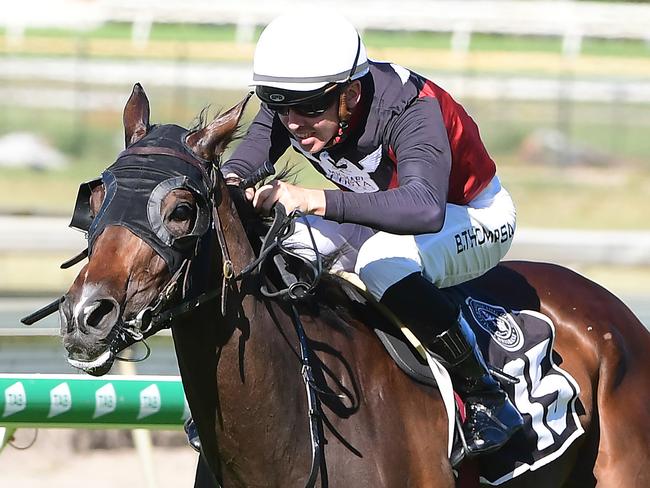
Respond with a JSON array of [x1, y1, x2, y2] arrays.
[[56, 84, 650, 487]]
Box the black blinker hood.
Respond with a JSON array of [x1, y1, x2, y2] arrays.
[[70, 125, 212, 274]]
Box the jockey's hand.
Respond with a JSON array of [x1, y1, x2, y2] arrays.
[[251, 180, 326, 216]]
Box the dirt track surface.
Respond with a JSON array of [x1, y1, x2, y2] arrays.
[[0, 429, 199, 487]]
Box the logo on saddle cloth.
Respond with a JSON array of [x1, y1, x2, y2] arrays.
[[466, 298, 523, 352], [461, 297, 585, 485]]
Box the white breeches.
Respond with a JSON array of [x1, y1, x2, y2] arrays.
[[285, 176, 516, 300]]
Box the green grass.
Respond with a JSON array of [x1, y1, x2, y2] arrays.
[[22, 23, 257, 43], [464, 98, 650, 163], [0, 88, 254, 214], [469, 34, 563, 53], [582, 37, 650, 57], [362, 30, 455, 50], [500, 164, 650, 229]]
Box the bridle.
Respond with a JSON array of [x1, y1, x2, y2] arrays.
[[22, 140, 327, 487], [22, 145, 320, 334]]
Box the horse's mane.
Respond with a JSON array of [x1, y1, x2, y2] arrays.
[[227, 178, 348, 274], [189, 106, 212, 132]]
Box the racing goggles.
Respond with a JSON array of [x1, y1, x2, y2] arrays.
[[265, 85, 342, 118]]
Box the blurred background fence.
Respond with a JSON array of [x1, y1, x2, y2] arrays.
[[5, 0, 650, 44]]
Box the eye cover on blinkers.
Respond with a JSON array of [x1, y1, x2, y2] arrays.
[[69, 125, 212, 274], [70, 177, 103, 233]]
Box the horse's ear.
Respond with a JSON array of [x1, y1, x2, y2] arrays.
[[185, 92, 253, 162], [123, 83, 150, 147]]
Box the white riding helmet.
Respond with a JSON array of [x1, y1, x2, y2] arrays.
[[252, 12, 369, 107]]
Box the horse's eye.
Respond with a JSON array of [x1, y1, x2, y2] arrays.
[[169, 203, 194, 222]]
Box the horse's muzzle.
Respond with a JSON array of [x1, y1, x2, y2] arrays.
[[59, 292, 120, 375]]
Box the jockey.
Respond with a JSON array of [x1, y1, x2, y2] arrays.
[[221, 12, 524, 457]]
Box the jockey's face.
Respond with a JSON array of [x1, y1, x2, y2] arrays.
[[280, 103, 339, 153], [278, 81, 361, 154]]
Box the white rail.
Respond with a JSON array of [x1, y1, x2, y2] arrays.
[[1, 215, 649, 265], [2, 59, 650, 108], [3, 0, 650, 56]]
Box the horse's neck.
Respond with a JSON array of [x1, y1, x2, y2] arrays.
[[212, 180, 311, 480]]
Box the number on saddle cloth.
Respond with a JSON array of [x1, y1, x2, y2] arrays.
[[461, 297, 584, 485]]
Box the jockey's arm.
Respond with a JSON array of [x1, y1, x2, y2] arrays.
[[323, 96, 452, 235]]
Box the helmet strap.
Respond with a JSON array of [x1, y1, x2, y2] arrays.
[[335, 33, 361, 133], [325, 89, 353, 148], [338, 90, 351, 130]]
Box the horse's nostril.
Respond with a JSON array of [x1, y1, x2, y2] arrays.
[[85, 299, 116, 329], [59, 295, 75, 333]]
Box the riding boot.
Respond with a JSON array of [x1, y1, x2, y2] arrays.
[[426, 313, 524, 456], [184, 416, 202, 453], [380, 272, 523, 456]]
